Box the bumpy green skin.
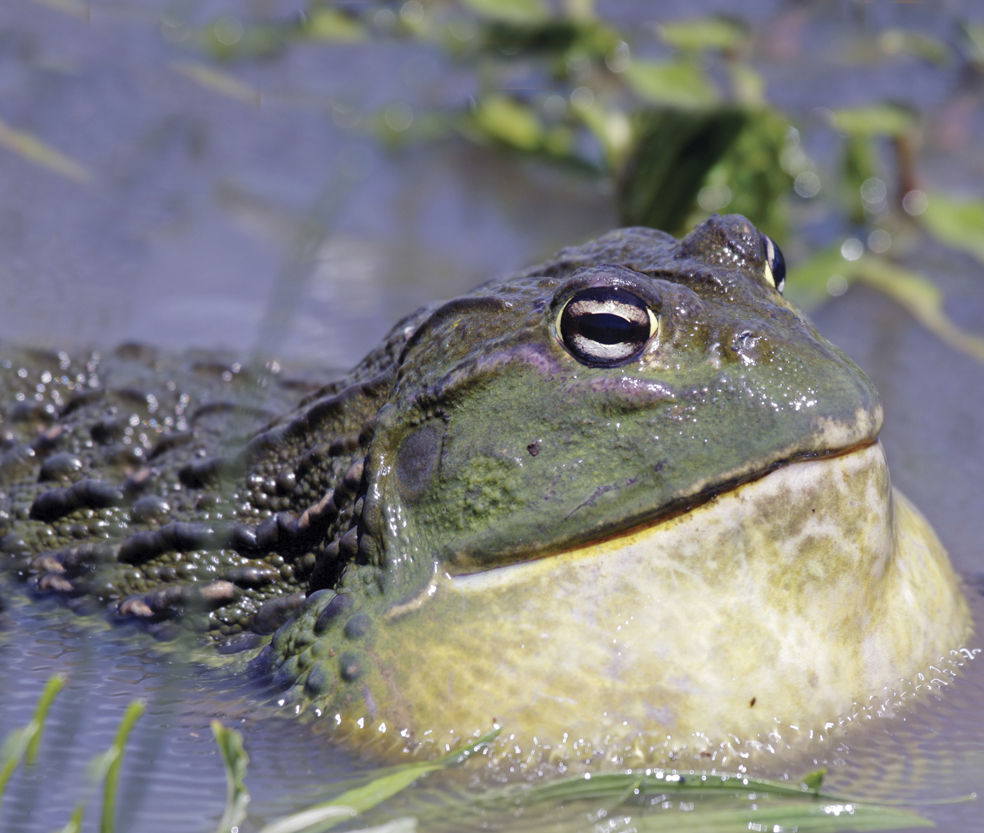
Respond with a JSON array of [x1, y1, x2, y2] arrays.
[[0, 216, 923, 750]]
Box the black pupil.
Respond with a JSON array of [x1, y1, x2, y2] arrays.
[[577, 312, 638, 344]]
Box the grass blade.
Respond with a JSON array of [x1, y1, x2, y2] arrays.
[[0, 118, 92, 182], [52, 803, 86, 833], [211, 720, 251, 833], [259, 729, 499, 833], [24, 674, 67, 765], [0, 673, 67, 816], [434, 766, 933, 833], [171, 61, 261, 106], [626, 800, 933, 832], [98, 699, 145, 833], [856, 255, 984, 366]]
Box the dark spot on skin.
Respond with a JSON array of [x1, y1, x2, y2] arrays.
[[396, 422, 443, 500], [314, 593, 352, 635], [304, 661, 334, 695], [527, 442, 539, 457], [29, 480, 125, 522], [344, 612, 371, 639], [275, 470, 297, 495], [117, 521, 222, 564], [38, 453, 83, 482], [131, 496, 171, 523], [750, 697, 756, 707], [339, 651, 362, 682], [273, 657, 301, 691], [338, 527, 359, 557], [91, 418, 125, 445], [178, 455, 240, 489], [0, 535, 29, 556], [225, 565, 280, 588], [253, 593, 306, 635]]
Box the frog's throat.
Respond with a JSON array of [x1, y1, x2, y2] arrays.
[[363, 441, 970, 766]]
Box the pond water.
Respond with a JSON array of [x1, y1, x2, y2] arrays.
[[1, 1, 984, 831]]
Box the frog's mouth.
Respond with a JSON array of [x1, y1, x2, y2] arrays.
[[446, 441, 882, 590], [372, 437, 968, 767]]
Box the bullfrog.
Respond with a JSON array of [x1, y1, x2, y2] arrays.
[[0, 215, 970, 767]]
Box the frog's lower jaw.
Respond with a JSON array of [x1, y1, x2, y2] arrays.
[[278, 442, 971, 768]]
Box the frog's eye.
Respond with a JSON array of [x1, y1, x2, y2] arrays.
[[761, 233, 786, 294], [558, 287, 658, 367]]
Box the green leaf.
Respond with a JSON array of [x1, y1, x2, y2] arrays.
[[259, 804, 357, 833], [53, 804, 86, 833], [0, 673, 66, 812], [855, 255, 984, 366], [623, 60, 719, 108], [260, 729, 499, 833], [99, 699, 145, 833], [694, 107, 795, 239], [571, 100, 631, 169], [0, 118, 92, 182], [659, 17, 748, 52], [24, 673, 65, 765], [626, 801, 933, 831], [842, 135, 880, 222], [878, 29, 952, 65], [171, 61, 261, 105], [503, 768, 845, 805], [201, 22, 288, 60], [447, 768, 934, 832], [829, 103, 916, 138], [469, 95, 545, 151], [302, 9, 365, 42], [744, 239, 984, 373], [460, 0, 550, 25], [959, 24, 984, 65], [800, 768, 827, 793], [212, 721, 251, 833], [919, 191, 984, 266], [617, 107, 747, 233], [781, 246, 857, 310], [728, 63, 766, 106]]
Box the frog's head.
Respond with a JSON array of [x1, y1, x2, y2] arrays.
[[356, 214, 879, 581], [264, 216, 966, 766]]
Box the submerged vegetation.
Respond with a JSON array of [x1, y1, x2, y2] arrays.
[[0, 674, 144, 833]]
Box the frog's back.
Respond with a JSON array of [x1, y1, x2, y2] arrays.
[[0, 336, 399, 642]]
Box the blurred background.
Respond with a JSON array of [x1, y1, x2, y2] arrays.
[[2, 1, 984, 831], [3, 0, 982, 367]]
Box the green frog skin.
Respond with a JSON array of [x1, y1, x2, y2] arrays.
[[0, 215, 970, 767]]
